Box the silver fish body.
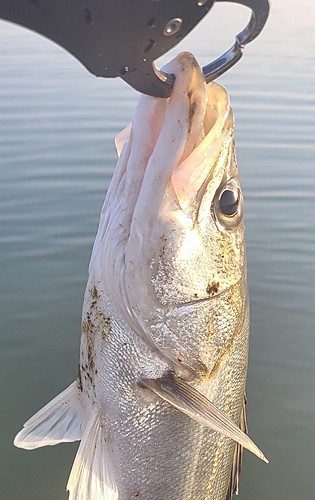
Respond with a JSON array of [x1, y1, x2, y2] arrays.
[[15, 53, 266, 500]]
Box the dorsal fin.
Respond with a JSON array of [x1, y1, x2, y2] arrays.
[[225, 393, 248, 500]]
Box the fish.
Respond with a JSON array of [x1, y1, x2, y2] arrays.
[[14, 52, 267, 500]]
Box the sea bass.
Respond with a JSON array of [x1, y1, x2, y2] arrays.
[[14, 52, 267, 500]]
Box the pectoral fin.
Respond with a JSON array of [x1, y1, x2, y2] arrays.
[[141, 375, 268, 464]]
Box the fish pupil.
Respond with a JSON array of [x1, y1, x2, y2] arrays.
[[219, 189, 238, 216]]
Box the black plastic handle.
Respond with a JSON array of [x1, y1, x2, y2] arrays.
[[0, 0, 270, 97]]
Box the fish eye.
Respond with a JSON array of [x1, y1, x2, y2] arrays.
[[219, 189, 239, 216], [213, 179, 243, 230]]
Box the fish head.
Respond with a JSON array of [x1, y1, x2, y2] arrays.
[[151, 83, 245, 308], [95, 53, 246, 379]]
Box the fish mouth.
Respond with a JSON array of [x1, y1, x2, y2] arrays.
[[110, 53, 233, 227], [130, 61, 233, 221], [171, 79, 232, 214]]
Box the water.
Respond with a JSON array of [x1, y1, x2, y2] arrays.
[[0, 1, 314, 498]]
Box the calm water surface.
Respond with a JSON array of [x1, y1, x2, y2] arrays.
[[0, 1, 314, 498]]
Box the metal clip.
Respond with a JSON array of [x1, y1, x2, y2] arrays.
[[203, 0, 270, 82], [123, 0, 270, 96]]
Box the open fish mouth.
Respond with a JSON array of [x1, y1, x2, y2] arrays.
[[112, 53, 233, 223]]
